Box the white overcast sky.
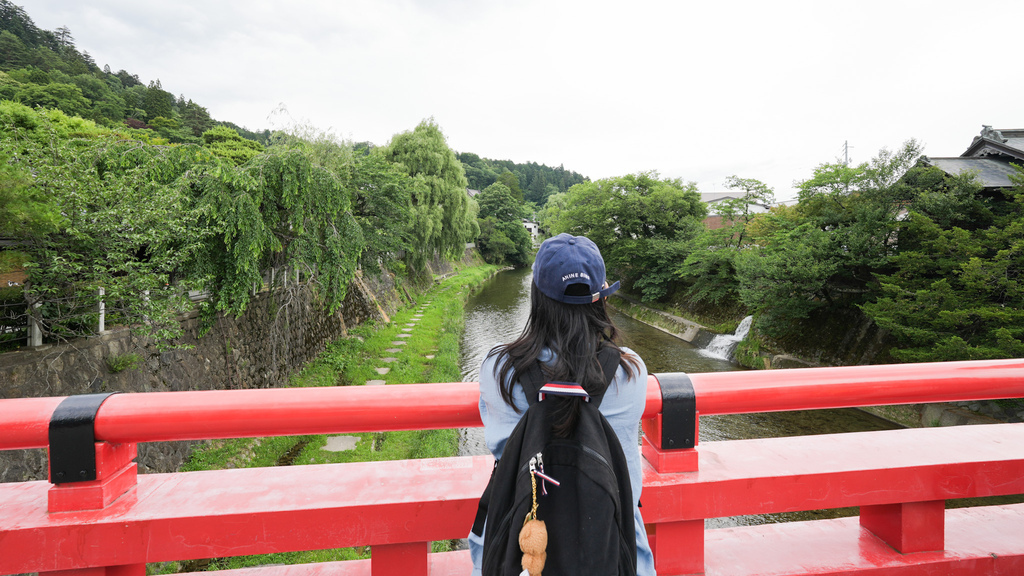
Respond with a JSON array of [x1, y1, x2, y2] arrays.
[[17, 0, 1024, 201]]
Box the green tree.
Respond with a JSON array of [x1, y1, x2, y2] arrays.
[[179, 99, 213, 137], [714, 176, 775, 246], [0, 151, 60, 236], [349, 151, 414, 273], [475, 182, 531, 266], [457, 151, 499, 191], [70, 73, 124, 121], [383, 119, 475, 271], [202, 125, 263, 165], [537, 191, 569, 237], [149, 115, 196, 143], [526, 170, 548, 204], [860, 166, 1024, 361], [733, 222, 840, 335], [496, 171, 523, 202], [679, 177, 774, 308], [0, 30, 30, 69], [142, 80, 173, 120], [552, 172, 706, 301], [14, 82, 90, 117], [186, 147, 364, 316]]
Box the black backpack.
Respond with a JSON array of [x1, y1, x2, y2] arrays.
[[472, 347, 637, 576]]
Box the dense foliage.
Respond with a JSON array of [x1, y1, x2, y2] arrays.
[[534, 139, 1024, 364], [457, 151, 588, 206], [546, 172, 707, 301], [0, 102, 465, 347], [475, 182, 532, 267], [383, 119, 478, 272], [860, 167, 1024, 361]]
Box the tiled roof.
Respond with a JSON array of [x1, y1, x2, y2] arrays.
[[925, 157, 1019, 189]]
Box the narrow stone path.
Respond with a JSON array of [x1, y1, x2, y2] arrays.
[[327, 297, 441, 452], [369, 300, 432, 385]]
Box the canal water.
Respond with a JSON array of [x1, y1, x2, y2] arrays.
[[458, 267, 902, 527]]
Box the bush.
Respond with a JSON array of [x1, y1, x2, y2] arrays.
[[107, 352, 142, 373]]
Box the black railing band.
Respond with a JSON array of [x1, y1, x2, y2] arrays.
[[656, 373, 696, 449], [48, 392, 118, 484]]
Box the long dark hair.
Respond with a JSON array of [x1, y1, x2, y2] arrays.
[[489, 282, 639, 437]]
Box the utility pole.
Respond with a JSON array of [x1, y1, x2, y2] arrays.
[[841, 141, 853, 194]]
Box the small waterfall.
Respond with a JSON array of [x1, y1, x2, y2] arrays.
[[698, 316, 753, 361]]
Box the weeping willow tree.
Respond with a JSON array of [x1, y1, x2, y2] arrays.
[[383, 118, 478, 271], [1, 102, 366, 345], [185, 148, 364, 318]]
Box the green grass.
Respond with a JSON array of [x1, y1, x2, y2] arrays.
[[150, 262, 502, 573]]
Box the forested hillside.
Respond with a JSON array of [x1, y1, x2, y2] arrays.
[[457, 152, 588, 206], [0, 0, 268, 145]]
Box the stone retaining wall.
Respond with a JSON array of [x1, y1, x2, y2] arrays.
[[0, 271, 394, 483]]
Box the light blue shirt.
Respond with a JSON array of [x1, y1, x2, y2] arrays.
[[468, 345, 656, 576]]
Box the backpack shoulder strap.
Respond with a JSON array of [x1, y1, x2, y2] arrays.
[[470, 460, 497, 537], [519, 362, 547, 407], [590, 346, 622, 409]]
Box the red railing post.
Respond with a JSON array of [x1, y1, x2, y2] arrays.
[[371, 542, 430, 576], [648, 520, 704, 576], [641, 373, 705, 574], [42, 394, 143, 576], [41, 441, 143, 576], [860, 500, 945, 553]]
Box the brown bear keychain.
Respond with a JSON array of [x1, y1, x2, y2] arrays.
[[519, 458, 548, 576]]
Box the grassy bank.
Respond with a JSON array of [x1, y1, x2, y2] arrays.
[[152, 262, 502, 573]]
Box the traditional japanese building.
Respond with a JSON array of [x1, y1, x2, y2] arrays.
[[918, 126, 1024, 191]]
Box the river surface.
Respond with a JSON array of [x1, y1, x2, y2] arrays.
[[458, 267, 901, 526]]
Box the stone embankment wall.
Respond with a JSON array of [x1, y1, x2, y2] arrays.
[[0, 270, 397, 483], [607, 294, 708, 343]]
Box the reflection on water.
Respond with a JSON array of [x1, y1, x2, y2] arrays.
[[458, 268, 903, 527], [460, 268, 534, 382]]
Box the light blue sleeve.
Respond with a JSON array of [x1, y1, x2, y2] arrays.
[[477, 350, 529, 461]]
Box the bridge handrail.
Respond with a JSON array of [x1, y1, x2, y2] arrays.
[[3, 358, 1024, 576], [3, 358, 1024, 451]]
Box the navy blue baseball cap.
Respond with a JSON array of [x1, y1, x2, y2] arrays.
[[532, 234, 619, 304]]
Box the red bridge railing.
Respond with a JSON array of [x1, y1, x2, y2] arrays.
[[2, 358, 1024, 575]]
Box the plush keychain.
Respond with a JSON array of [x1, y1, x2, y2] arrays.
[[519, 456, 548, 576]]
